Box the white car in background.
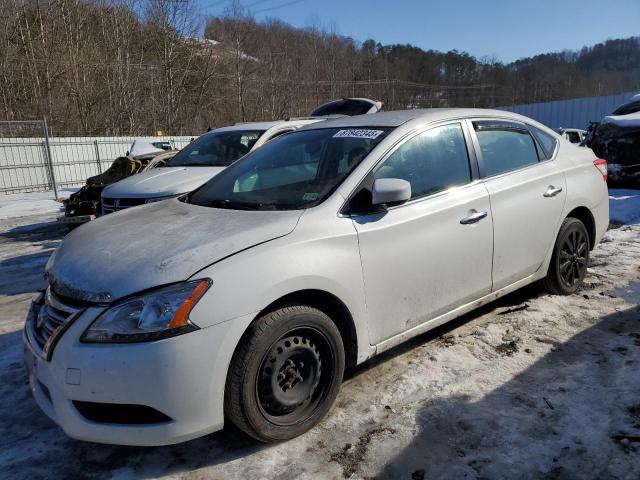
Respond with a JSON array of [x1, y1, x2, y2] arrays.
[[101, 98, 385, 214], [101, 119, 322, 214], [24, 108, 608, 446], [555, 128, 587, 145]]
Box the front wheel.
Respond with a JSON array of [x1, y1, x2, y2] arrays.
[[225, 305, 345, 442], [542, 217, 590, 295]]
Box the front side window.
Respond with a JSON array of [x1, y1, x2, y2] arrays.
[[474, 121, 539, 177], [374, 123, 471, 200], [166, 130, 265, 167], [188, 127, 390, 210]]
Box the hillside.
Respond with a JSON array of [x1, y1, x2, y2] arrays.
[[1, 0, 638, 134]]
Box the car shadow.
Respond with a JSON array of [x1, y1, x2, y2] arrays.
[[344, 282, 544, 382], [0, 219, 66, 296], [371, 305, 640, 479], [0, 219, 67, 243]]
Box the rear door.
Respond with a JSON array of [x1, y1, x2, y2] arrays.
[[469, 119, 566, 291]]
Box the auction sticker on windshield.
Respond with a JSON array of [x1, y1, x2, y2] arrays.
[[333, 129, 384, 139]]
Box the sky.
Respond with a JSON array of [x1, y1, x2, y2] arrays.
[[198, 0, 640, 63]]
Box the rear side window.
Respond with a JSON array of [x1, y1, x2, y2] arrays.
[[473, 122, 539, 177], [529, 125, 558, 157], [375, 123, 471, 200]]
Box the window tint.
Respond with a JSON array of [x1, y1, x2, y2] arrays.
[[474, 122, 539, 177], [529, 125, 558, 157], [374, 123, 471, 200]]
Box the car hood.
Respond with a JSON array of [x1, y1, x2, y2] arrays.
[[102, 167, 225, 199], [602, 112, 640, 129], [46, 199, 303, 302]]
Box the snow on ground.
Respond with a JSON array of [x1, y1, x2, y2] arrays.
[[0, 190, 639, 479], [609, 188, 640, 225], [0, 189, 76, 220]]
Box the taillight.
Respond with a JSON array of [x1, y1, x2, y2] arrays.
[[593, 158, 607, 182]]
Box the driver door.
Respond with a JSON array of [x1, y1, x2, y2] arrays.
[[350, 122, 494, 344]]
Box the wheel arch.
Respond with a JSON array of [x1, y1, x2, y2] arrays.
[[254, 289, 359, 369], [566, 206, 596, 250]]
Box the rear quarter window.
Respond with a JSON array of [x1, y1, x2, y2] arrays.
[[529, 125, 558, 158]]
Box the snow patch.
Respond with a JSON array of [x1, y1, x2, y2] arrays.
[[0, 189, 76, 220]]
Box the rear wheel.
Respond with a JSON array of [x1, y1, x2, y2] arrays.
[[225, 305, 345, 442], [542, 217, 590, 295]]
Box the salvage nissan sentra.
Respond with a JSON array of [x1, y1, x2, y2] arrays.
[[23, 109, 609, 446]]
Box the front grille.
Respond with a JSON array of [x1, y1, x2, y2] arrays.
[[101, 197, 146, 215], [30, 288, 83, 352]]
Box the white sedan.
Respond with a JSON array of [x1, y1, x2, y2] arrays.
[[24, 109, 608, 445]]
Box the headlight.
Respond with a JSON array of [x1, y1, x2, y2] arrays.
[[81, 279, 210, 343]]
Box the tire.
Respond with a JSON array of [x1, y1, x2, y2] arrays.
[[542, 217, 590, 295], [225, 305, 345, 442]]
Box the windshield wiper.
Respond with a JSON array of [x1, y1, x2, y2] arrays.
[[205, 199, 262, 210]]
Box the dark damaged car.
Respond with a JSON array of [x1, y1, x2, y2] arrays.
[[586, 93, 640, 186]]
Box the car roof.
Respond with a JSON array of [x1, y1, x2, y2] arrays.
[[298, 108, 537, 129], [212, 119, 321, 133]]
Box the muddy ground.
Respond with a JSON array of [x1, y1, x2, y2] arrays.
[[0, 211, 639, 480]]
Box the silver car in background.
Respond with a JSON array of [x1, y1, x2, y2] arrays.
[[24, 109, 608, 446]]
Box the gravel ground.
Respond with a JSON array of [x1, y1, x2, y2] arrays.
[[0, 205, 639, 480]]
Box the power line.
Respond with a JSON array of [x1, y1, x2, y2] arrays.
[[201, 0, 279, 12], [245, 0, 273, 7], [253, 0, 307, 14], [201, 0, 231, 11]]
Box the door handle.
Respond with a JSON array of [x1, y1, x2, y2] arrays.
[[543, 185, 563, 197], [460, 210, 488, 225]]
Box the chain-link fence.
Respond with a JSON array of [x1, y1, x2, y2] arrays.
[[0, 120, 195, 195]]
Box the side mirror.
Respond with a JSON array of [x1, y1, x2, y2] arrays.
[[371, 178, 411, 207]]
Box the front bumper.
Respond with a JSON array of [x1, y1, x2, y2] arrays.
[[23, 299, 256, 446], [57, 214, 95, 225]]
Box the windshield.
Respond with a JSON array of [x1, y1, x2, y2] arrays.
[[187, 127, 391, 210], [165, 130, 265, 167]]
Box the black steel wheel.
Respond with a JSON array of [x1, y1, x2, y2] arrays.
[[543, 217, 590, 295], [225, 305, 345, 442], [256, 327, 335, 426]]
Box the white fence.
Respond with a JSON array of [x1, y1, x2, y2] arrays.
[[0, 126, 195, 195], [500, 91, 637, 130]]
